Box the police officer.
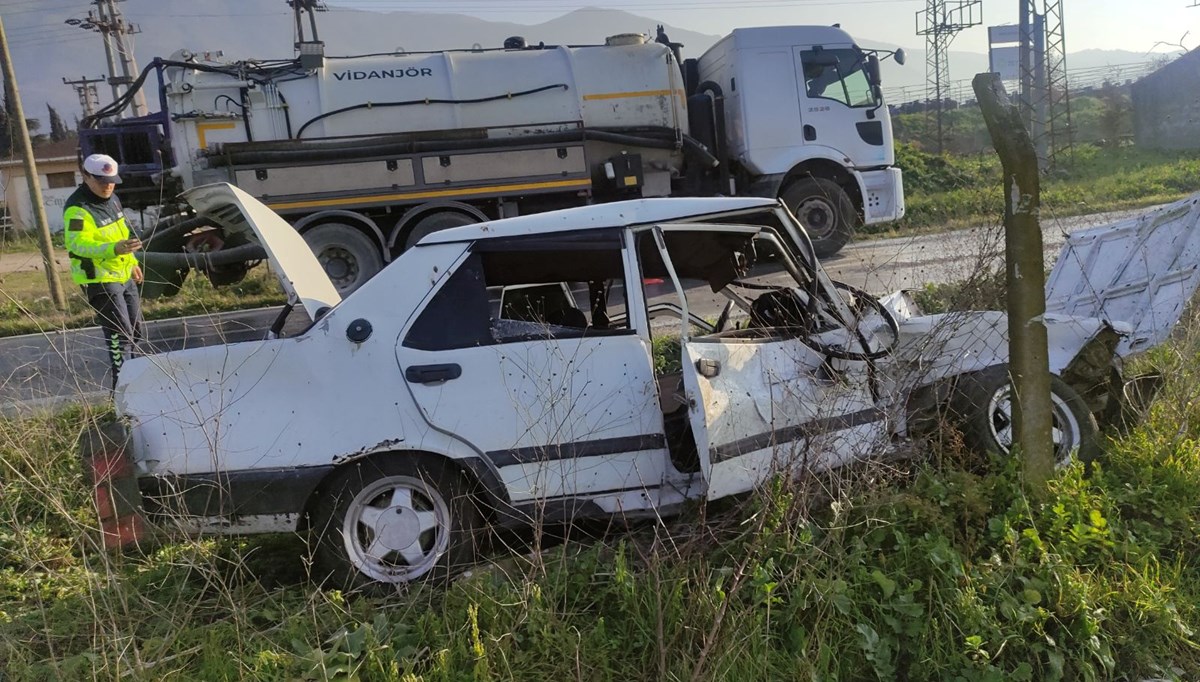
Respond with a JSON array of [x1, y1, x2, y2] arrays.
[[63, 153, 144, 391]]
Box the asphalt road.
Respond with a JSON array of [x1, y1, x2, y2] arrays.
[[0, 205, 1145, 414], [0, 308, 312, 415]]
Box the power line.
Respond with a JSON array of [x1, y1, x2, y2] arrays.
[[61, 0, 147, 116], [325, 0, 922, 10]]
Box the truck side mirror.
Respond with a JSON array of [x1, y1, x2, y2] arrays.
[[866, 54, 881, 85], [894, 48, 906, 66]]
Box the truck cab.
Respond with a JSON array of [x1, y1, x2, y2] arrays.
[[696, 26, 905, 254]]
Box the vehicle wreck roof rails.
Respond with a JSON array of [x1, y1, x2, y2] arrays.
[[98, 185, 1200, 589]]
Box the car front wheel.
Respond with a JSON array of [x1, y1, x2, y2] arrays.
[[311, 457, 480, 592], [953, 365, 1100, 466]]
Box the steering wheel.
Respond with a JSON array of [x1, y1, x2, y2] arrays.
[[822, 280, 901, 361], [748, 282, 899, 362]]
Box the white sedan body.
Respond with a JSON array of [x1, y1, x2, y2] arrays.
[[115, 185, 1200, 535]]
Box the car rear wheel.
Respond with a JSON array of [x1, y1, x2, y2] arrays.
[[953, 365, 1100, 466], [311, 457, 481, 592]]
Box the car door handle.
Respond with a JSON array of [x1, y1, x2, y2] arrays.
[[405, 363, 462, 384], [803, 124, 817, 141]]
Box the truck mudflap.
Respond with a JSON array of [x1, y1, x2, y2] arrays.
[[79, 421, 146, 550]]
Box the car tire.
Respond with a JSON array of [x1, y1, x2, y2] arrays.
[[310, 457, 481, 593], [404, 211, 478, 250], [302, 223, 384, 295], [952, 365, 1100, 466], [780, 177, 857, 258]]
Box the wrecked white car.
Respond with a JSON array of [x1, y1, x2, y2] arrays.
[[84, 184, 1198, 589]]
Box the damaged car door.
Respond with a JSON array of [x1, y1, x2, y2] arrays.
[[639, 224, 898, 501]]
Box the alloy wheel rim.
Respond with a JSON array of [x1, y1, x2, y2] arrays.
[[342, 475, 451, 583], [987, 386, 1082, 466]]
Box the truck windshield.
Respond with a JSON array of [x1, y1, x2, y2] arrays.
[[800, 48, 877, 108]]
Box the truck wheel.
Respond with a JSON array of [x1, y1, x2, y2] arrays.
[[302, 223, 383, 295], [404, 211, 478, 250], [780, 177, 857, 258], [311, 457, 482, 593], [952, 365, 1100, 466]]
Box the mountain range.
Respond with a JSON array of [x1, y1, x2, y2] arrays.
[[3, 1, 1173, 127]]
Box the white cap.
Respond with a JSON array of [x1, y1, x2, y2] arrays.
[[82, 153, 122, 184]]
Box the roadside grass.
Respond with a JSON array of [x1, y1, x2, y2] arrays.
[[3, 317, 1200, 678], [0, 230, 60, 255], [878, 143, 1200, 237], [0, 267, 287, 337]]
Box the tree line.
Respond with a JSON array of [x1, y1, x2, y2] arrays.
[[0, 79, 74, 158]]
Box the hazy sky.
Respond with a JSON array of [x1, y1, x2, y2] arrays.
[[325, 0, 1199, 55]]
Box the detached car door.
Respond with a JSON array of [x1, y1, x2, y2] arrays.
[[642, 224, 890, 501], [394, 229, 669, 505]]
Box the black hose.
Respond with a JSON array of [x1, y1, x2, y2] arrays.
[[277, 88, 294, 139], [294, 83, 570, 139], [208, 126, 713, 168], [141, 214, 211, 251], [141, 243, 268, 269], [82, 58, 307, 128]]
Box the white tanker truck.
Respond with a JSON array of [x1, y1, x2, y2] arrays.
[[82, 25, 906, 295]]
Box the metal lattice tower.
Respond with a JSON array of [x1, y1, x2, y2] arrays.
[[916, 0, 983, 154], [1020, 0, 1073, 169], [1042, 0, 1073, 167]]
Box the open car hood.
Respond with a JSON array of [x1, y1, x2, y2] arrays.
[[1046, 193, 1200, 357], [182, 183, 341, 319]]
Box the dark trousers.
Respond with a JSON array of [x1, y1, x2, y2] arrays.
[[84, 280, 143, 390]]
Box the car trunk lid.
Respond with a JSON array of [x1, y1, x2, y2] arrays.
[[182, 183, 341, 319]]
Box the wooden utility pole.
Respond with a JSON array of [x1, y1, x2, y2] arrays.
[[973, 72, 1054, 491], [0, 14, 67, 310]]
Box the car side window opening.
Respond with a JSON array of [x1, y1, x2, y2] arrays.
[[801, 48, 876, 108], [637, 227, 826, 351], [403, 231, 631, 351]]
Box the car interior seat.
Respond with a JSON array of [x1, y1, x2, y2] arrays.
[[546, 307, 588, 329]]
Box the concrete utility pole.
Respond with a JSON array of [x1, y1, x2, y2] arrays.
[[973, 72, 1054, 492], [104, 0, 147, 115], [81, 2, 123, 106], [0, 15, 68, 311], [63, 75, 104, 117], [74, 0, 146, 117]]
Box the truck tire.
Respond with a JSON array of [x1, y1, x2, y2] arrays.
[[302, 223, 383, 295], [780, 177, 857, 258], [404, 211, 478, 250], [310, 456, 482, 594], [952, 365, 1100, 467]]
